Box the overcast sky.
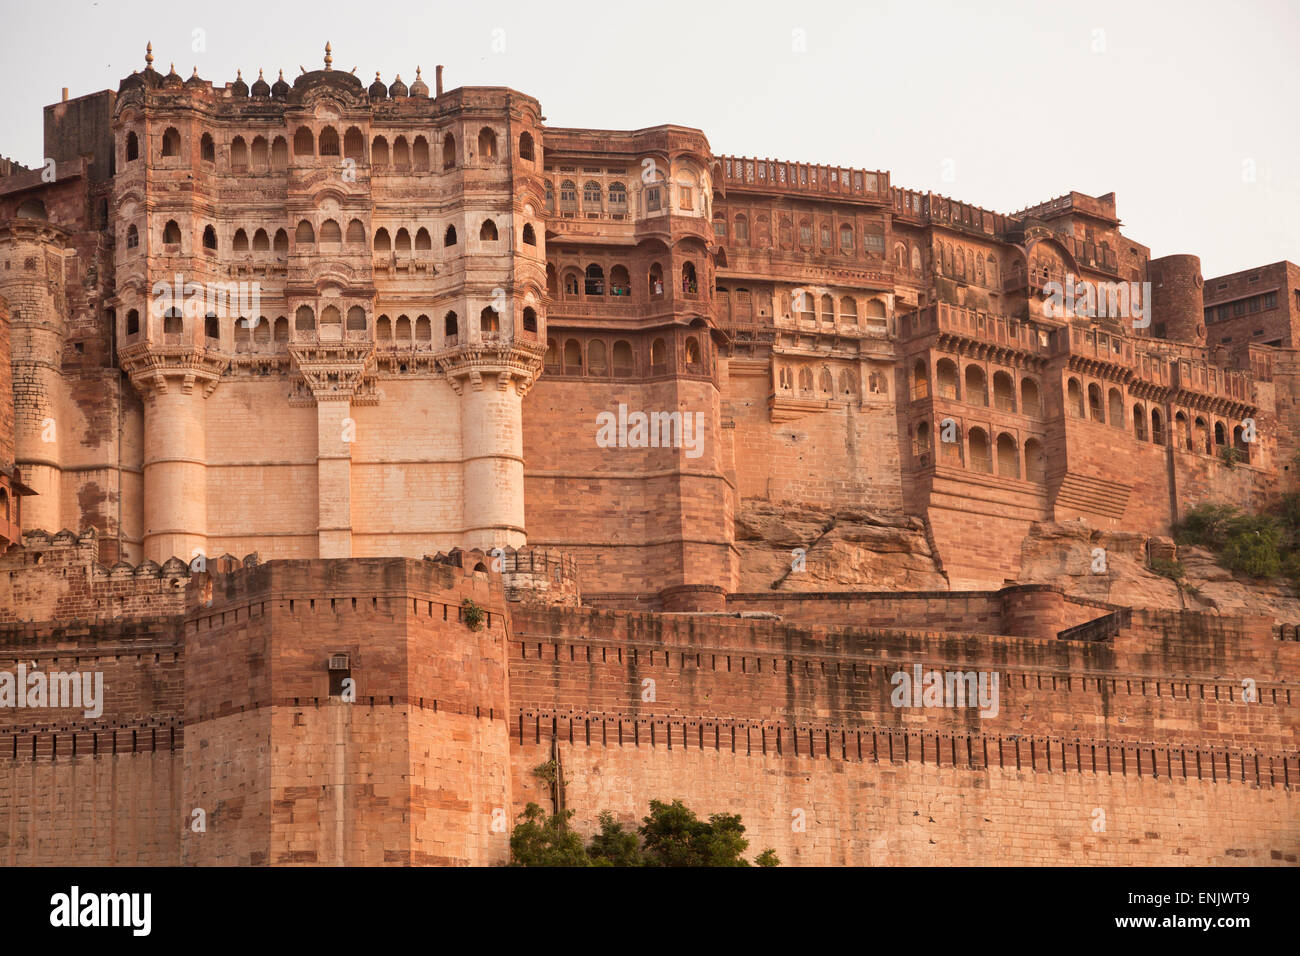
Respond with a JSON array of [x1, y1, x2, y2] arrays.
[[2, 0, 1296, 277]]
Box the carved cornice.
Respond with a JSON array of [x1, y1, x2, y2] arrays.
[[433, 339, 546, 395], [118, 341, 229, 397], [288, 341, 375, 400]]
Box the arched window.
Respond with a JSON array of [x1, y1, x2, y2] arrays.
[[126, 224, 139, 249], [320, 219, 341, 245], [986, 254, 998, 287], [376, 315, 392, 340], [415, 227, 431, 250], [820, 294, 835, 323], [163, 220, 182, 245], [610, 265, 630, 296], [251, 136, 268, 169], [968, 427, 992, 473], [560, 180, 577, 214], [523, 223, 537, 246], [273, 316, 288, 342], [372, 136, 389, 167], [1152, 408, 1166, 445], [839, 224, 854, 252], [798, 367, 813, 392], [894, 242, 907, 269], [296, 220, 314, 244], [589, 339, 608, 374], [1175, 411, 1191, 451], [393, 136, 410, 169], [202, 225, 218, 251], [444, 224, 457, 247], [613, 340, 634, 375], [271, 136, 288, 169], [1088, 383, 1104, 422], [253, 228, 270, 251], [294, 126, 314, 157], [415, 315, 431, 340], [564, 271, 580, 296], [1021, 377, 1040, 416], [295, 305, 315, 331], [162, 127, 181, 157], [1233, 424, 1250, 462], [320, 306, 342, 334], [820, 223, 832, 249], [964, 365, 988, 406], [1133, 403, 1148, 441], [685, 337, 701, 366], [583, 181, 602, 208], [912, 359, 930, 400], [479, 219, 498, 241], [395, 315, 412, 340], [564, 338, 583, 371], [992, 371, 1015, 412], [839, 369, 858, 397], [734, 214, 749, 242], [912, 246, 923, 271], [546, 263, 558, 297], [522, 307, 537, 333], [203, 313, 219, 339], [480, 307, 499, 333], [477, 127, 497, 160], [544, 180, 555, 215], [519, 131, 535, 161], [347, 219, 365, 245], [344, 127, 365, 162], [1067, 377, 1084, 417], [608, 182, 627, 212], [164, 308, 184, 335], [444, 311, 458, 339], [201, 133, 215, 163], [412, 136, 429, 171], [442, 133, 456, 169], [650, 337, 667, 368], [996, 434, 1019, 478], [126, 309, 140, 336], [936, 358, 959, 399], [126, 131, 139, 161], [1195, 417, 1211, 454], [1108, 387, 1124, 427], [233, 228, 249, 252], [1024, 438, 1046, 482], [374, 227, 391, 252], [913, 421, 931, 464], [347, 306, 366, 331], [318, 127, 340, 156], [1214, 422, 1226, 446], [648, 263, 664, 296], [585, 264, 605, 296], [682, 262, 698, 295], [274, 228, 288, 253], [395, 228, 412, 252]]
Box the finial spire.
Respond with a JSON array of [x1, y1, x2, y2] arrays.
[[145, 42, 154, 68], [324, 41, 332, 70], [258, 68, 264, 79]]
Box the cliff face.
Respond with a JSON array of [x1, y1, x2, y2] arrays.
[[734, 502, 947, 592], [1015, 520, 1300, 623]]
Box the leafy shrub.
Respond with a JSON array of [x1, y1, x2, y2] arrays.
[[1149, 558, 1185, 582], [461, 598, 485, 631], [1220, 523, 1282, 578], [1175, 503, 1242, 551]]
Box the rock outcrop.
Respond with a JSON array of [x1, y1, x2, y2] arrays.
[[1016, 520, 1300, 623], [735, 502, 948, 592]]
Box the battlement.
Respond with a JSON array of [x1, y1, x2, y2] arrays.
[[425, 546, 581, 606], [719, 155, 890, 202]]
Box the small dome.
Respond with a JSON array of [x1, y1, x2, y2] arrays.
[[388, 73, 408, 98], [409, 66, 429, 98], [368, 71, 387, 100], [230, 69, 249, 98], [161, 63, 184, 88], [251, 68, 270, 97], [185, 67, 205, 88], [271, 69, 289, 98]]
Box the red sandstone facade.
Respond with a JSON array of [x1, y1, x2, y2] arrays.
[[0, 45, 1296, 866]]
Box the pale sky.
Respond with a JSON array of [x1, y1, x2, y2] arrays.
[[2, 0, 1296, 277]]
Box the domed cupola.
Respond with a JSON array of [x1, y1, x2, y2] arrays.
[[251, 68, 270, 98], [271, 69, 289, 99], [388, 73, 408, 98], [409, 66, 429, 98], [369, 71, 388, 100], [161, 63, 184, 89], [185, 67, 205, 89], [230, 69, 249, 98]]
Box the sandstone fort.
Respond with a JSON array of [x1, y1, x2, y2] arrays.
[[0, 44, 1295, 865]]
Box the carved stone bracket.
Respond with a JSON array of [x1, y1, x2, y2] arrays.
[[288, 341, 376, 401], [433, 339, 545, 397], [118, 341, 229, 399]]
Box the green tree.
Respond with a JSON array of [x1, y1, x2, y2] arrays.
[[509, 803, 589, 867], [638, 799, 772, 867], [586, 811, 643, 867]]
